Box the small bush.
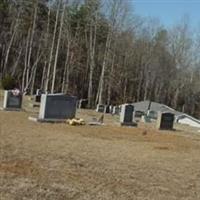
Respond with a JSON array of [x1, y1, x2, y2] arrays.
[[1, 75, 16, 90]]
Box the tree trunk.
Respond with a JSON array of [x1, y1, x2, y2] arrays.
[[62, 41, 70, 93], [26, 0, 38, 90], [11, 46, 22, 76], [3, 26, 17, 76], [44, 0, 61, 92], [88, 11, 97, 108], [51, 1, 65, 93], [22, 29, 31, 92], [96, 31, 111, 105], [41, 6, 51, 90], [107, 53, 115, 105]]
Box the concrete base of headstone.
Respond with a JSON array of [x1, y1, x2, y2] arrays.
[[88, 122, 104, 126], [120, 122, 137, 127], [0, 107, 21, 111], [28, 116, 67, 123]]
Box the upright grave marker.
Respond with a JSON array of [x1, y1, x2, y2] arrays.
[[78, 99, 88, 109], [105, 105, 111, 113], [29, 94, 77, 122], [2, 90, 22, 111], [156, 112, 174, 130], [35, 89, 44, 103], [39, 94, 77, 120], [109, 105, 114, 114], [96, 104, 105, 113], [120, 104, 137, 126], [147, 110, 158, 119], [112, 106, 120, 115]]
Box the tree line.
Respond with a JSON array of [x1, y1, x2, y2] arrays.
[[0, 0, 200, 117]]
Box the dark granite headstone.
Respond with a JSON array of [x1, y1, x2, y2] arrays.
[[156, 112, 174, 130], [35, 95, 41, 103], [105, 105, 110, 113], [35, 89, 44, 103], [78, 99, 88, 109], [120, 104, 137, 126], [39, 94, 77, 120], [3, 90, 22, 110]]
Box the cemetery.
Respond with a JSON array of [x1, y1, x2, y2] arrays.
[[1, 0, 200, 199], [1, 90, 200, 200]]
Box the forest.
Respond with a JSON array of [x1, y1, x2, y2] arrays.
[[0, 0, 200, 117]]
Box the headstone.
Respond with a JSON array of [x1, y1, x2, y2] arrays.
[[135, 111, 145, 118], [112, 106, 120, 115], [36, 89, 43, 96], [119, 105, 122, 113], [109, 105, 113, 113], [78, 99, 88, 109], [35, 95, 41, 103], [156, 112, 174, 130], [96, 104, 105, 113], [141, 115, 151, 123], [35, 89, 44, 103], [3, 90, 22, 110], [39, 94, 77, 120], [120, 104, 137, 126], [147, 110, 158, 119], [105, 105, 110, 113]]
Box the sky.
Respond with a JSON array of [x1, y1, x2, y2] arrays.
[[131, 0, 200, 28]]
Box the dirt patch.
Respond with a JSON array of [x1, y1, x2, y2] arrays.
[[0, 159, 42, 177], [154, 146, 170, 150]]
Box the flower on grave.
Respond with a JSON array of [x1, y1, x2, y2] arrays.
[[11, 89, 21, 96]]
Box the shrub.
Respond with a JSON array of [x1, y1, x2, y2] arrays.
[[1, 75, 16, 90]]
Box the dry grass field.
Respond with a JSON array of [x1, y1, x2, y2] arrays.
[[1, 94, 200, 200]]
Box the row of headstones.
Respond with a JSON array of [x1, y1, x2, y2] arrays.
[[96, 104, 121, 115], [77, 101, 121, 115], [2, 90, 175, 130], [96, 103, 175, 130], [2, 90, 77, 121]]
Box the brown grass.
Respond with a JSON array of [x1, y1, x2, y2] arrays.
[[1, 100, 200, 199]]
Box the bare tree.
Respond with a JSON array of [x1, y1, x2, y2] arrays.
[[44, 0, 62, 92], [51, 0, 66, 93]]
